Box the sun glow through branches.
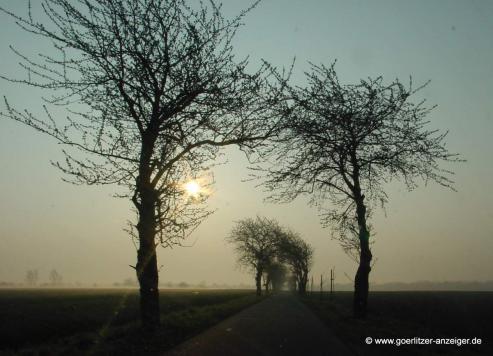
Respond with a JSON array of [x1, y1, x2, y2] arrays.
[[184, 181, 201, 197]]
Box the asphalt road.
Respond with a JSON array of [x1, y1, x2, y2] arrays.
[[165, 293, 352, 356]]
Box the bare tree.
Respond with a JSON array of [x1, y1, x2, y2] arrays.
[[276, 229, 313, 295], [227, 216, 280, 296], [25, 269, 39, 287], [0, 0, 287, 330], [49, 269, 63, 286], [260, 62, 461, 317]]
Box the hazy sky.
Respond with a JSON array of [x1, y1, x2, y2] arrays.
[[1, 0, 492, 286]]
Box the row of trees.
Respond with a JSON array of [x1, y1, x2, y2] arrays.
[[227, 216, 313, 296], [25, 269, 63, 286], [1, 0, 459, 329]]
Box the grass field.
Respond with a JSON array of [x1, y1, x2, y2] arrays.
[[303, 291, 492, 355], [0, 288, 261, 355]]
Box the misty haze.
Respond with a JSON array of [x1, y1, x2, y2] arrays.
[[0, 0, 491, 355]]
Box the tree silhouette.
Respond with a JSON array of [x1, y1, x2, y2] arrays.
[[264, 261, 287, 292], [49, 269, 62, 286], [227, 216, 313, 295], [227, 216, 280, 296], [276, 229, 313, 295], [0, 0, 286, 330], [261, 62, 461, 317], [25, 269, 39, 287]]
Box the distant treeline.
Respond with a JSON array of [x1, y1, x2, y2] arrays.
[[4, 279, 492, 291], [113, 278, 254, 289], [0, 280, 255, 289], [112, 278, 254, 289], [329, 281, 493, 292]]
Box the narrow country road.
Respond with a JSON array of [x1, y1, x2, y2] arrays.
[[165, 293, 352, 356]]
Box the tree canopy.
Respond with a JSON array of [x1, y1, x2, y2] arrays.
[[227, 216, 280, 295], [0, 0, 287, 330], [260, 62, 461, 316], [227, 216, 313, 295], [276, 229, 313, 294]]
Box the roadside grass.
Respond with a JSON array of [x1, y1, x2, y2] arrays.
[[302, 291, 492, 356], [0, 289, 263, 355]]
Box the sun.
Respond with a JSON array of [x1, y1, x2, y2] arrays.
[[184, 181, 201, 196]]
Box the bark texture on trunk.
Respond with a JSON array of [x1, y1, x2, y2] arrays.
[[353, 198, 372, 318]]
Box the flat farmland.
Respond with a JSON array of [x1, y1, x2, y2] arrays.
[[0, 288, 260, 354], [304, 291, 493, 355]]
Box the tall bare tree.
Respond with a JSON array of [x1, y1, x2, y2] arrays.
[[260, 62, 461, 317], [227, 216, 280, 296], [0, 0, 286, 330]]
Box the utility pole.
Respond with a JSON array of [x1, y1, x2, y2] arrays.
[[330, 267, 335, 297], [311, 275, 314, 294], [320, 274, 323, 299]]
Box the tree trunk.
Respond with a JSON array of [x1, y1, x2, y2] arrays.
[[353, 198, 372, 318], [136, 187, 160, 331], [264, 274, 270, 293], [136, 232, 160, 331], [135, 134, 160, 331], [255, 270, 262, 296], [298, 272, 308, 295]]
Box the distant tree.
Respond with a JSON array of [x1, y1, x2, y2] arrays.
[[265, 261, 287, 292], [25, 269, 39, 287], [262, 271, 271, 293], [227, 216, 280, 296], [177, 281, 189, 289], [286, 274, 297, 292], [0, 0, 287, 330], [49, 269, 63, 286], [198, 280, 207, 289], [276, 230, 313, 295], [261, 62, 461, 317]]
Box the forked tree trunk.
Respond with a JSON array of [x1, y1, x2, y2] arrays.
[[354, 199, 372, 318]]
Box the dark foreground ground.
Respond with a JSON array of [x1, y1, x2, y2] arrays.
[[166, 293, 351, 356], [0, 289, 491, 355], [303, 291, 493, 355], [0, 288, 261, 355]]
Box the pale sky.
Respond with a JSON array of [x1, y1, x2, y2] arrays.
[[0, 0, 492, 286]]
